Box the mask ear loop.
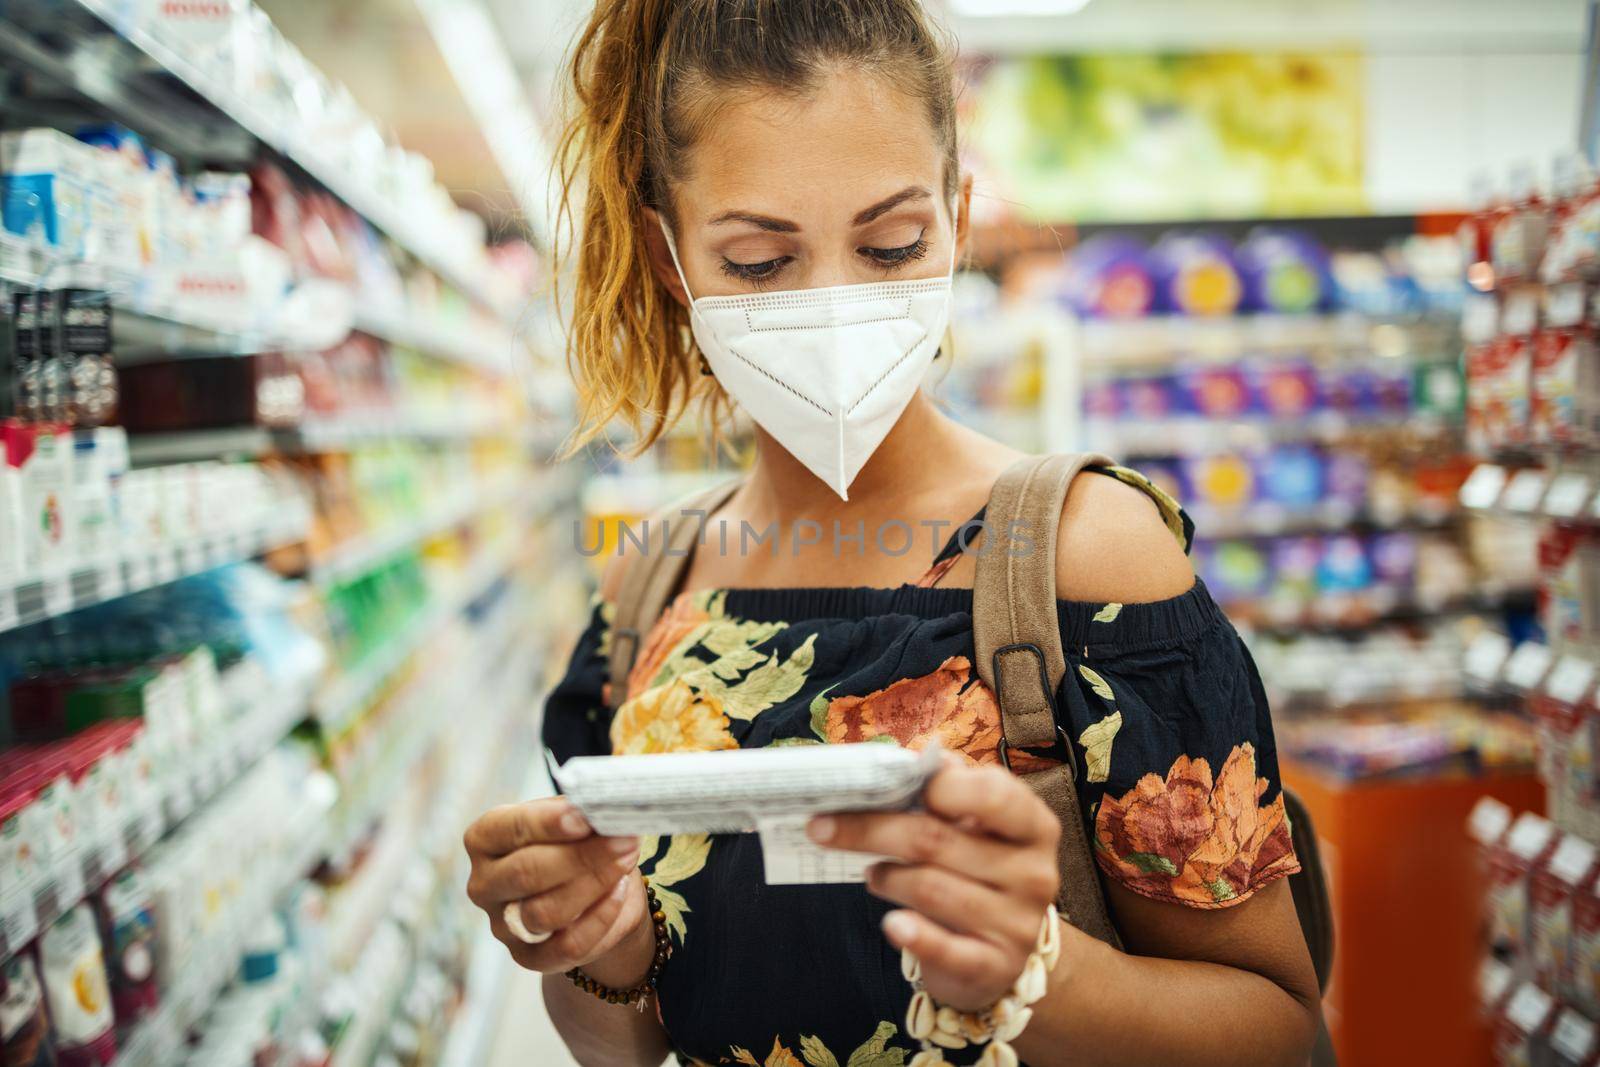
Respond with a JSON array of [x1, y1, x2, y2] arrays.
[[658, 220, 713, 376]]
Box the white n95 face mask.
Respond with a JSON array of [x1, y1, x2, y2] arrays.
[[661, 212, 956, 500]]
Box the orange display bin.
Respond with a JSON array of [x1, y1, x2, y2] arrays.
[[1281, 759, 1545, 1067]]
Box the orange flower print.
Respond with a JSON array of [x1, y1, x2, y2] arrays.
[[610, 679, 738, 755], [822, 655, 1058, 772], [1095, 743, 1300, 907], [627, 593, 713, 697]]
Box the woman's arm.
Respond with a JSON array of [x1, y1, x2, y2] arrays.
[[1012, 880, 1319, 1067], [541, 908, 674, 1067]]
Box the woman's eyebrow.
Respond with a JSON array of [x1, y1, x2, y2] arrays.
[[853, 186, 932, 225], [707, 211, 799, 232]]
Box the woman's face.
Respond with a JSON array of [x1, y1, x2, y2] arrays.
[[647, 66, 969, 301]]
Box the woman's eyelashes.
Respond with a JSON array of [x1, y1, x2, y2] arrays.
[[717, 231, 932, 287]]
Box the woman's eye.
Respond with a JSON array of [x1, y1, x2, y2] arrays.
[[860, 234, 930, 268], [720, 256, 790, 282]]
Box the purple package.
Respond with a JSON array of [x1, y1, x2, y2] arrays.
[[1183, 366, 1254, 419], [1372, 363, 1415, 417], [1236, 227, 1333, 315], [1065, 234, 1156, 319], [1323, 452, 1369, 510], [1250, 360, 1320, 420], [1369, 532, 1418, 586], [1083, 379, 1123, 420], [1149, 231, 1244, 317], [1323, 366, 1380, 418], [1123, 377, 1178, 420], [1270, 536, 1323, 599]]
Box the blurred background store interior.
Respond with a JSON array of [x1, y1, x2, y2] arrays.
[[0, 0, 1596, 1064]]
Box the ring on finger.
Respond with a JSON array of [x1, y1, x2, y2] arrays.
[[503, 901, 552, 944]]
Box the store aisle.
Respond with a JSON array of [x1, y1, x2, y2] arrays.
[[483, 969, 580, 1067]]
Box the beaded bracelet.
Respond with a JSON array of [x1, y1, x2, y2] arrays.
[[901, 903, 1062, 1067], [565, 877, 672, 1010]]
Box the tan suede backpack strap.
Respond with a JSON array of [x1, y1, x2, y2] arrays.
[[972, 452, 1122, 949], [606, 478, 743, 710]]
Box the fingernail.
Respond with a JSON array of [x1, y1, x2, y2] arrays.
[[560, 809, 589, 836], [607, 835, 639, 856], [807, 816, 835, 843], [883, 911, 916, 944]]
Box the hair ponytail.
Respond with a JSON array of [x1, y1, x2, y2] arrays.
[[555, 0, 956, 456]]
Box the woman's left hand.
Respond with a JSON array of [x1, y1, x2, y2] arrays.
[[807, 758, 1063, 1012]]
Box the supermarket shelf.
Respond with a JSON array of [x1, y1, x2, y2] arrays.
[[1189, 501, 1458, 541], [0, 1, 513, 321], [81, 0, 513, 320], [1461, 463, 1600, 525], [0, 233, 285, 359], [310, 475, 522, 587], [1231, 587, 1536, 639], [0, 662, 318, 963], [438, 928, 514, 1067], [126, 414, 519, 465], [353, 306, 515, 375], [312, 535, 524, 734], [107, 782, 336, 1067], [0, 505, 311, 636], [1076, 312, 1458, 367], [1087, 412, 1454, 455]]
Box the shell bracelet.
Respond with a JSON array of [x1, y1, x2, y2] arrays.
[[901, 903, 1062, 1067]]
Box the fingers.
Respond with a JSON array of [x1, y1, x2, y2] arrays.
[[922, 761, 1060, 845], [544, 872, 637, 964], [468, 834, 640, 910], [465, 799, 592, 857], [808, 810, 1058, 902], [867, 863, 1040, 950], [881, 909, 1018, 1012], [506, 840, 641, 937]]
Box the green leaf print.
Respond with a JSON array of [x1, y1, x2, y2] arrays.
[[1078, 664, 1115, 702], [770, 737, 822, 747], [687, 633, 819, 721], [845, 1022, 907, 1067], [642, 834, 711, 945], [652, 883, 691, 946], [1092, 602, 1123, 623], [800, 1035, 840, 1067], [1205, 878, 1238, 903], [1078, 711, 1122, 783], [809, 685, 838, 740], [1126, 851, 1180, 877]]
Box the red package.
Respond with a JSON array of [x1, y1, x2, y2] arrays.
[[1532, 835, 1600, 989], [1494, 982, 1556, 1067], [1571, 875, 1600, 1016], [1477, 806, 1558, 963]]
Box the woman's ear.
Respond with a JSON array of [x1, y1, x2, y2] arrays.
[[641, 207, 689, 306], [955, 172, 974, 266]]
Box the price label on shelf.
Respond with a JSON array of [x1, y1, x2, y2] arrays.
[[0, 889, 38, 954], [1544, 472, 1594, 518], [1501, 468, 1550, 513], [1546, 656, 1597, 706], [125, 554, 153, 592], [1464, 631, 1513, 684], [97, 560, 125, 600], [42, 574, 72, 617], [1459, 464, 1508, 510], [1552, 1008, 1597, 1062], [152, 549, 179, 585], [1506, 982, 1555, 1034], [1504, 642, 1554, 691]]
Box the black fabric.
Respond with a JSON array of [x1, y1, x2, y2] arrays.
[[540, 474, 1298, 1067]]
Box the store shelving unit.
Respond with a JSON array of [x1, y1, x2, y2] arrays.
[[0, 502, 312, 636], [0, 662, 319, 959]]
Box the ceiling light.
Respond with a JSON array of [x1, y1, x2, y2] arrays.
[[947, 0, 1093, 16]]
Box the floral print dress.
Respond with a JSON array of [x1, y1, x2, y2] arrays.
[[541, 466, 1300, 1067]]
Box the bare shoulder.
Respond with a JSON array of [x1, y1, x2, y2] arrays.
[[1055, 471, 1194, 604]]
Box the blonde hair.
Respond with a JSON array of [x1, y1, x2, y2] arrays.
[[555, 0, 958, 455]]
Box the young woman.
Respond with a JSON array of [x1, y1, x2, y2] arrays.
[[463, 2, 1321, 1064]]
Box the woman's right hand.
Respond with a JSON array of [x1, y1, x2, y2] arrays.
[[464, 798, 653, 982]]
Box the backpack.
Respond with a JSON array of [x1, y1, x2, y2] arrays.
[[604, 453, 1335, 1060]]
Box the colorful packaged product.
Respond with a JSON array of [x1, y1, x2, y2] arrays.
[[1251, 361, 1319, 420], [0, 952, 56, 1067], [1182, 367, 1252, 419], [94, 869, 159, 1027], [1493, 983, 1555, 1067], [1185, 454, 1255, 511], [37, 904, 116, 1066], [1549, 1006, 1599, 1067], [1063, 235, 1155, 319], [1236, 227, 1331, 314], [1530, 834, 1600, 990], [1254, 448, 1324, 511], [1150, 231, 1242, 317]]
